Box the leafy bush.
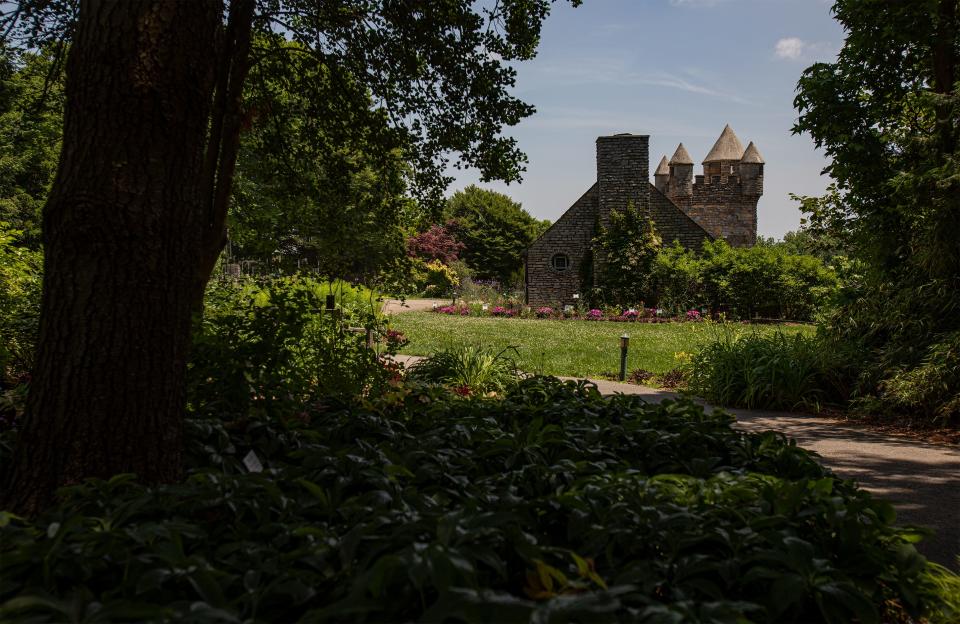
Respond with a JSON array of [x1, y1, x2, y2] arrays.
[[649, 241, 839, 321], [870, 329, 960, 426], [407, 345, 521, 395], [594, 202, 662, 306], [0, 224, 41, 386], [188, 276, 393, 417], [1, 378, 953, 622], [688, 328, 855, 411]]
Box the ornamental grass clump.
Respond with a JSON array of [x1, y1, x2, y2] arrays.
[[0, 377, 953, 623], [687, 328, 850, 411], [406, 345, 521, 394]]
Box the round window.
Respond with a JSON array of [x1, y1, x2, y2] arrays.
[[551, 253, 570, 272]]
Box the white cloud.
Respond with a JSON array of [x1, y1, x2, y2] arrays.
[[774, 37, 805, 60], [774, 37, 839, 61], [528, 60, 752, 105]]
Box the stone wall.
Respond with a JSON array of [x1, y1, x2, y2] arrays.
[[595, 134, 649, 286], [648, 184, 714, 249], [596, 134, 650, 228], [668, 176, 759, 247], [524, 132, 759, 304], [525, 184, 598, 306]]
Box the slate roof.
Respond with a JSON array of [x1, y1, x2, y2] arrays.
[[669, 143, 693, 165], [740, 141, 764, 164], [654, 156, 670, 175], [703, 124, 745, 162]]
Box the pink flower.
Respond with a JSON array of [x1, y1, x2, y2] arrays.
[[535, 306, 553, 318], [586, 309, 603, 320]]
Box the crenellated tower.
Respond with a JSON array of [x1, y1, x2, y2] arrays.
[[667, 143, 694, 197], [657, 124, 763, 247]]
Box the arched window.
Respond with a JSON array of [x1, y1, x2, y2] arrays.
[[551, 253, 570, 272]]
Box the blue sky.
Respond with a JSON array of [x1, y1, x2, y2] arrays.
[[449, 0, 844, 239]]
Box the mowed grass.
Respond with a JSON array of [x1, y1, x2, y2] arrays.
[[389, 312, 815, 378]]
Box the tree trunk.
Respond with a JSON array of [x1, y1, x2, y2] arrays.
[[2, 0, 225, 515]]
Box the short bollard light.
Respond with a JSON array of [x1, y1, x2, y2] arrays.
[[619, 333, 630, 381]]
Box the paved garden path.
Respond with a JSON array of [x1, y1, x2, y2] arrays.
[[392, 354, 959, 568], [381, 298, 451, 315]]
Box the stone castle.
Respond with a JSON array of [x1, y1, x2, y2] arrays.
[[524, 125, 764, 305]]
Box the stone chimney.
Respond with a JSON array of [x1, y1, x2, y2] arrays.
[[596, 134, 650, 230]]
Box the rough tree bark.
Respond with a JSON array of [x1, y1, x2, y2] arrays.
[[2, 0, 253, 515]]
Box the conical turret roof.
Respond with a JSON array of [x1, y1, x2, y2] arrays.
[[654, 156, 670, 175], [740, 141, 764, 164], [703, 124, 745, 163], [669, 143, 693, 165]]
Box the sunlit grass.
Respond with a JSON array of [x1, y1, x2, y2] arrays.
[[388, 312, 814, 378]]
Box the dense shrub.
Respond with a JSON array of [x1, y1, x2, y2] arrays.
[[687, 328, 855, 411], [1, 377, 955, 623], [649, 240, 839, 321], [0, 224, 41, 386], [829, 283, 960, 426], [594, 202, 661, 306], [188, 276, 394, 417]]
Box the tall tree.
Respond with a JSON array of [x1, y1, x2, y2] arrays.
[[793, 0, 959, 420], [0, 46, 63, 248], [229, 37, 416, 281], [1, 0, 576, 514], [444, 185, 550, 285]]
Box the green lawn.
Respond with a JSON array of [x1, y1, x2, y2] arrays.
[[389, 312, 815, 378]]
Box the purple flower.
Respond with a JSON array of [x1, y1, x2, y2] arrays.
[[535, 306, 553, 318], [586, 309, 603, 320], [686, 309, 702, 321]]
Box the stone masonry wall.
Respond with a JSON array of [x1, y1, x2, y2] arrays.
[[595, 134, 649, 286], [648, 184, 714, 249], [670, 176, 758, 247], [525, 184, 598, 306]]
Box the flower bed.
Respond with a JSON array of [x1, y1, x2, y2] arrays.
[[432, 302, 706, 323]]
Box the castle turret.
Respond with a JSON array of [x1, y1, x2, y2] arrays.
[[739, 141, 764, 197], [702, 124, 745, 183], [668, 143, 693, 197], [654, 155, 669, 193]]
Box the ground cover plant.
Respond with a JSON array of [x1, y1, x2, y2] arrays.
[[390, 311, 813, 379], [1, 377, 956, 623]]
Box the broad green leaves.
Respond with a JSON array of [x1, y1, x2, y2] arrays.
[[0, 378, 948, 622]]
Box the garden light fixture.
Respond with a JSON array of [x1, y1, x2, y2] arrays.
[[619, 333, 629, 381]]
